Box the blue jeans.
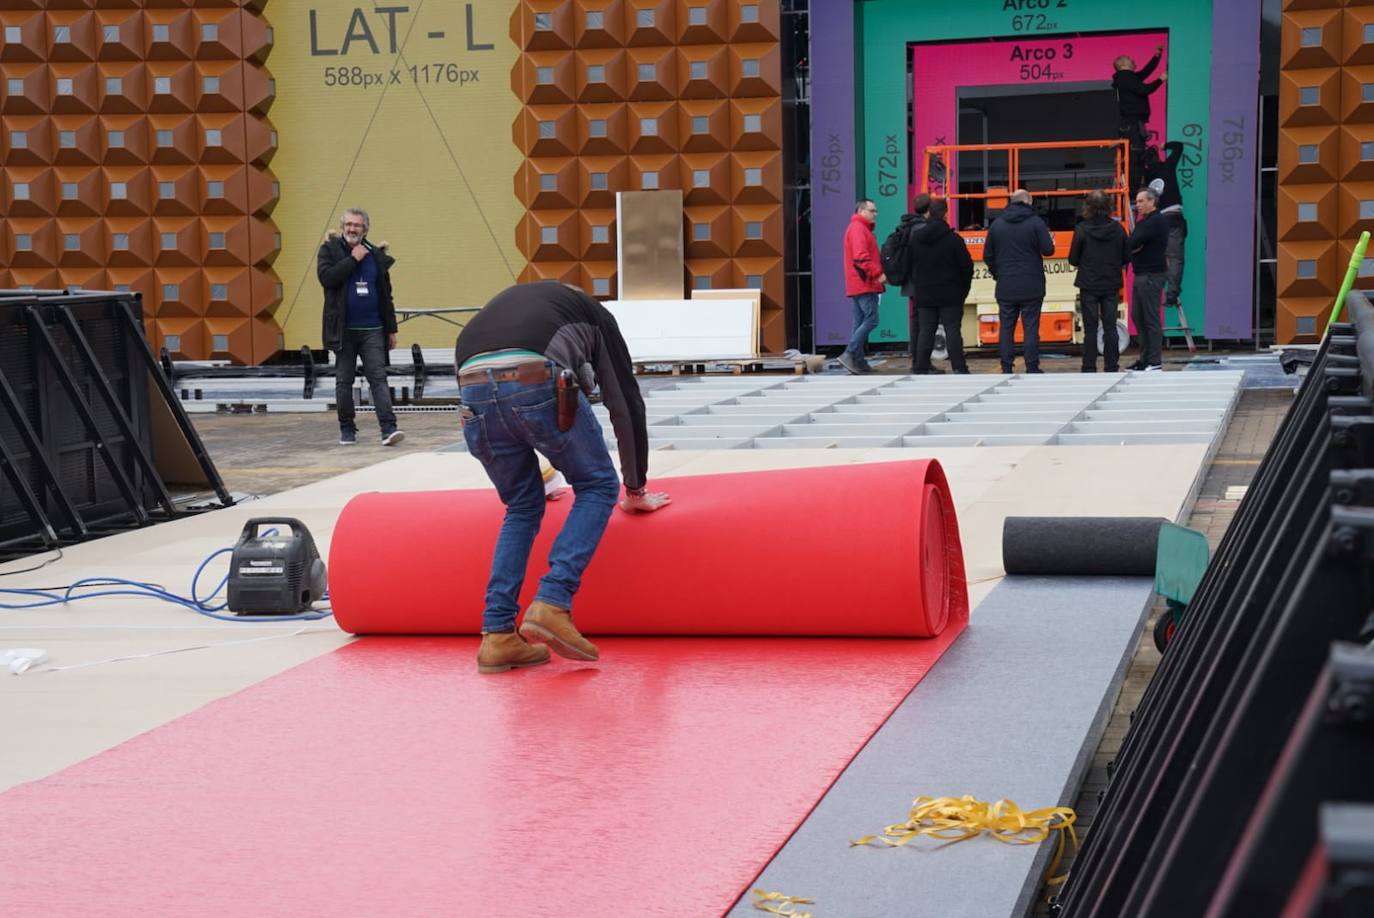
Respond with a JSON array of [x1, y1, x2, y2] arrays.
[[847, 293, 880, 359], [459, 366, 620, 632], [997, 300, 1042, 372]]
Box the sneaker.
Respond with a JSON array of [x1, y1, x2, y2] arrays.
[[1143, 364, 1163, 372], [917, 367, 946, 375], [837, 352, 862, 375], [381, 429, 406, 446], [339, 430, 357, 445], [519, 600, 599, 662], [476, 632, 550, 674], [1000, 365, 1015, 374], [1127, 361, 1146, 372], [1026, 367, 1045, 374], [953, 367, 972, 375]]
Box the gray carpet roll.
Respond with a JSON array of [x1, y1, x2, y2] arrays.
[[1002, 517, 1166, 576]]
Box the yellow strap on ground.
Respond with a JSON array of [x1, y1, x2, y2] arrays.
[[851, 794, 1079, 885], [751, 888, 815, 917]]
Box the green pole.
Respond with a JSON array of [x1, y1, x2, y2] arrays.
[[1327, 230, 1371, 335]]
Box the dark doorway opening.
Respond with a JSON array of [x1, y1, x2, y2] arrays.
[[956, 83, 1121, 232]]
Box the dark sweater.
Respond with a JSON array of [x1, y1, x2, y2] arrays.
[[906, 218, 974, 309], [454, 281, 648, 490], [1129, 211, 1169, 274], [1068, 216, 1131, 294], [1142, 141, 1184, 210], [345, 252, 382, 328]]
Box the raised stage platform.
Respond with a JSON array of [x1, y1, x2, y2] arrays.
[[0, 373, 1242, 916]]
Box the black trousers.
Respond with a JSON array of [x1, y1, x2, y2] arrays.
[[1131, 272, 1167, 367], [1164, 215, 1186, 307], [997, 300, 1042, 372], [334, 327, 396, 434], [1079, 290, 1120, 371], [1119, 118, 1149, 192], [909, 301, 967, 373]]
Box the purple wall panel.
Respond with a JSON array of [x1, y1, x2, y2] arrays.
[[1204, 0, 1261, 339], [809, 1, 856, 346]]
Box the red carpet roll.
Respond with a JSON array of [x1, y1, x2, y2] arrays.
[[329, 459, 967, 637]]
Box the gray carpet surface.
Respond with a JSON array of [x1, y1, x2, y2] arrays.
[[727, 576, 1155, 918]]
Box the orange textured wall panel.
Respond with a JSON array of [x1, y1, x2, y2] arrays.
[[1336, 181, 1374, 236], [1338, 237, 1374, 292], [1343, 8, 1374, 66], [0, 4, 278, 362], [512, 0, 785, 350], [1282, 9, 1343, 70], [0, 3, 282, 363], [1279, 2, 1346, 343], [687, 256, 732, 292], [1277, 182, 1339, 240], [576, 209, 618, 260]]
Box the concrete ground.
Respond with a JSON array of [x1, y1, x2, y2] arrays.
[[185, 357, 1291, 912]]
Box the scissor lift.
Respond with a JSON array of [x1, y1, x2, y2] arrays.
[[915, 139, 1192, 355]]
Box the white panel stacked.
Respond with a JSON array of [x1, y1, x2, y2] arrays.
[[588, 372, 1244, 450]]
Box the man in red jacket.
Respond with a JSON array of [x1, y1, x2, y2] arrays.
[[840, 199, 887, 374]]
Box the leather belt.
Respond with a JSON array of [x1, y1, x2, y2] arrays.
[[458, 362, 553, 387]]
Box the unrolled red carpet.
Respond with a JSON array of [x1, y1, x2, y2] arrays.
[[1, 461, 970, 913], [0, 632, 963, 915]]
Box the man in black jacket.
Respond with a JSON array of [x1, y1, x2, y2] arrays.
[[1068, 191, 1131, 372], [897, 193, 931, 370], [984, 189, 1055, 374], [1113, 46, 1167, 191], [1128, 187, 1170, 371], [455, 281, 671, 674], [907, 197, 973, 374], [317, 208, 403, 446], [1144, 142, 1188, 311]]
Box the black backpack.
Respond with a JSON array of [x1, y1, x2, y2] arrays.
[[880, 215, 920, 286]]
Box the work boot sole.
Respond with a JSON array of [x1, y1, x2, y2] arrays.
[[519, 620, 599, 662], [477, 654, 550, 674]]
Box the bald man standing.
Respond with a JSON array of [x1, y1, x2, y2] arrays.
[[983, 189, 1055, 374]]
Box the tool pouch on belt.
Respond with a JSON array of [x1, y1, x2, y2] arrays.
[[556, 368, 578, 432]]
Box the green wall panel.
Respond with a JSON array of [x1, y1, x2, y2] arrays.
[[856, 1, 1215, 344]]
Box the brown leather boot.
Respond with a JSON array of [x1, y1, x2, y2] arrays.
[[519, 600, 599, 662], [476, 632, 551, 674]]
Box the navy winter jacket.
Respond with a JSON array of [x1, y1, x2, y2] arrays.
[[984, 203, 1055, 304]]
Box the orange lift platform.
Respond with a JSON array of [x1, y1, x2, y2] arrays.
[[919, 139, 1134, 353]]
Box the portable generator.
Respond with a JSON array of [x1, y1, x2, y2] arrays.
[[226, 517, 328, 615]]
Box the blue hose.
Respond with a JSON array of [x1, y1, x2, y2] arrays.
[[0, 534, 332, 622]]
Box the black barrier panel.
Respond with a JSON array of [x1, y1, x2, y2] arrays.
[[0, 291, 231, 560], [1054, 292, 1374, 916]]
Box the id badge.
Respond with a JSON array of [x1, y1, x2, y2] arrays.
[[354, 280, 369, 296]]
